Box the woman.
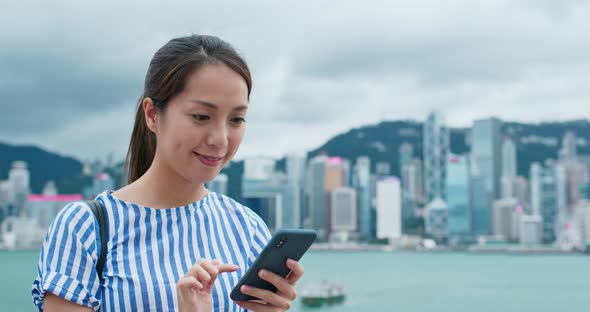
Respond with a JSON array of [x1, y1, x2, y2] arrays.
[[32, 35, 303, 311]]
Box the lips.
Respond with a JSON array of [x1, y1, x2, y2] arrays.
[[194, 152, 224, 167]]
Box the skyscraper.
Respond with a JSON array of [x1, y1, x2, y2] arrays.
[[354, 156, 372, 239], [399, 143, 413, 173], [493, 198, 518, 240], [520, 215, 543, 245], [471, 160, 491, 236], [501, 137, 517, 179], [285, 153, 306, 229], [424, 110, 449, 202], [447, 154, 470, 237], [305, 155, 328, 239], [330, 187, 357, 242], [530, 160, 560, 243], [9, 161, 31, 215], [376, 177, 401, 242], [324, 157, 345, 235], [472, 118, 503, 202], [560, 131, 577, 161], [425, 198, 448, 242]]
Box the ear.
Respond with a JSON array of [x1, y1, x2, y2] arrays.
[[143, 97, 159, 134]]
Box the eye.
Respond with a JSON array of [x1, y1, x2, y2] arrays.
[[191, 114, 210, 121], [231, 117, 246, 124]]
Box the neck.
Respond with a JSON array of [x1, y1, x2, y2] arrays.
[[133, 152, 208, 208]]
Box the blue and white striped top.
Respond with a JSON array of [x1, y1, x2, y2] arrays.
[[32, 190, 271, 311]]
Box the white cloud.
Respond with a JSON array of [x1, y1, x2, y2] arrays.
[[1, 0, 589, 161]]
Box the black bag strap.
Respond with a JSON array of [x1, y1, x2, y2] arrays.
[[86, 200, 108, 282]]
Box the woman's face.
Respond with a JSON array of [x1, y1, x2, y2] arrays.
[[150, 63, 249, 184]]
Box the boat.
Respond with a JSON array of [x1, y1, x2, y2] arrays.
[[301, 281, 346, 307]]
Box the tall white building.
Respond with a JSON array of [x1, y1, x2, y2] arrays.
[[376, 177, 401, 242], [9, 161, 31, 215], [330, 187, 357, 242], [423, 110, 449, 202], [493, 198, 519, 240]]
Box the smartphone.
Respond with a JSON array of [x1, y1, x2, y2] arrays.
[[230, 229, 317, 301]]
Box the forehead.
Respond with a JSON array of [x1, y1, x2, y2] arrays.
[[179, 63, 249, 109]]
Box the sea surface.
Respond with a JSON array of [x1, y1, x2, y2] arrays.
[[2, 250, 587, 311]]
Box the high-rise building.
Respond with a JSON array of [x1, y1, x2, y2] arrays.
[[324, 157, 345, 237], [560, 131, 577, 161], [330, 187, 357, 242], [520, 215, 543, 245], [425, 198, 448, 242], [493, 198, 518, 240], [376, 177, 401, 242], [530, 160, 562, 243], [9, 161, 31, 215], [242, 172, 285, 234], [285, 154, 306, 228], [472, 118, 503, 201], [354, 156, 372, 239], [305, 155, 328, 239], [399, 143, 413, 173], [471, 160, 491, 236], [424, 110, 449, 202], [501, 137, 517, 179], [342, 158, 352, 187], [530, 162, 542, 216], [447, 154, 470, 237]]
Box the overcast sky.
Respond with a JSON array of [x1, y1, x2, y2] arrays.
[[1, 0, 589, 163]]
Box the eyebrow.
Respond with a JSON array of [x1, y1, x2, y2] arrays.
[[190, 99, 248, 112]]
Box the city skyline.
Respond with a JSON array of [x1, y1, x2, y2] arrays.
[[2, 1, 590, 161]]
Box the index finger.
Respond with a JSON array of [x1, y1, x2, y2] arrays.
[[216, 263, 239, 273], [285, 259, 304, 285]]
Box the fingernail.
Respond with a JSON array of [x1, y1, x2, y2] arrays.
[[287, 259, 296, 266], [241, 285, 249, 292], [259, 269, 267, 277]]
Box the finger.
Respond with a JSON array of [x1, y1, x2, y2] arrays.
[[285, 259, 305, 285], [216, 263, 239, 273], [199, 260, 220, 288], [235, 300, 285, 312], [211, 259, 222, 266], [239, 285, 291, 310], [258, 269, 297, 300], [187, 263, 212, 287], [176, 276, 204, 292]]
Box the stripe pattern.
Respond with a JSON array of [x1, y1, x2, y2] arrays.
[[32, 190, 271, 311]]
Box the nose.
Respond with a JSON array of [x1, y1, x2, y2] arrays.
[[206, 121, 229, 148]]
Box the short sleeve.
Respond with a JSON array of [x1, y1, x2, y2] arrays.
[[31, 202, 102, 311], [246, 211, 272, 267]]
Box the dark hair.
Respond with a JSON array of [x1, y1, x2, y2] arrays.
[[122, 35, 252, 185]]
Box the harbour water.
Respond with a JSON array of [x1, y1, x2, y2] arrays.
[[2, 250, 587, 311]]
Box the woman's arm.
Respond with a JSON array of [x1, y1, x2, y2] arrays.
[[43, 293, 94, 312]]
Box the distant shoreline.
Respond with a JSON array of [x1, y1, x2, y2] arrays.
[[309, 243, 588, 255]]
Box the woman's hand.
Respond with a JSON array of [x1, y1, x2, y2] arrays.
[[234, 258, 304, 312], [177, 259, 238, 312]]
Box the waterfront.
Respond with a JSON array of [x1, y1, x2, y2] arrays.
[[2, 250, 587, 311]]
